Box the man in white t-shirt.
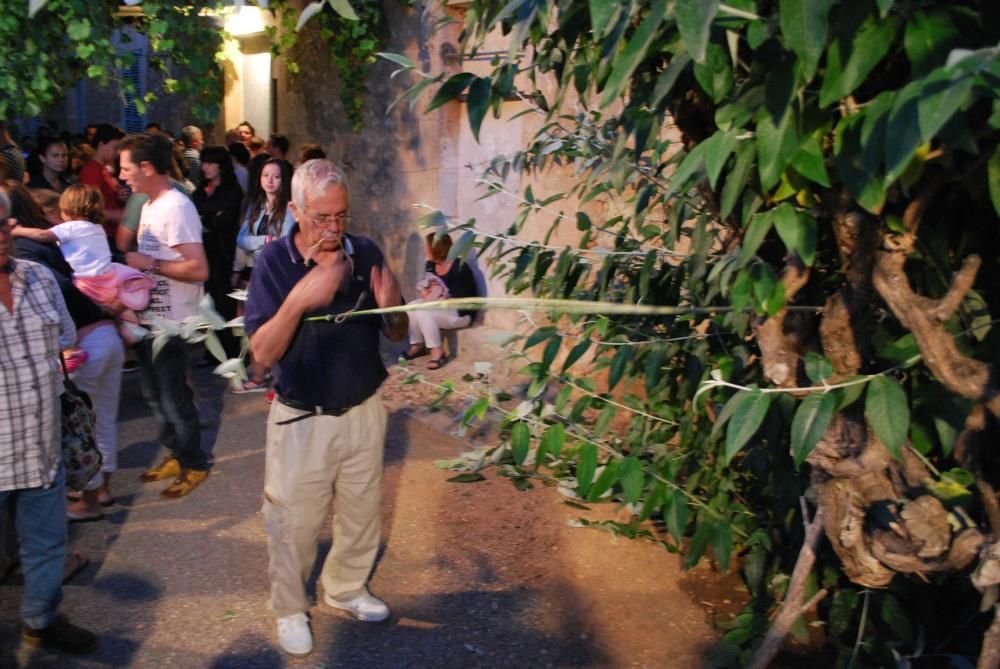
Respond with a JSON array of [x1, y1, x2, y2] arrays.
[[120, 132, 211, 499]]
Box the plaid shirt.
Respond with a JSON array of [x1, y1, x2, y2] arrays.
[[0, 258, 76, 491]]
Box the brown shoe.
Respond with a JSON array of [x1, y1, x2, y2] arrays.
[[140, 457, 180, 483], [22, 615, 97, 654], [161, 469, 209, 499]]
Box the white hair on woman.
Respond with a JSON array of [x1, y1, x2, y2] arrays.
[[291, 159, 349, 211]]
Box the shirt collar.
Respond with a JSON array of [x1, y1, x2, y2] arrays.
[[285, 225, 355, 266]]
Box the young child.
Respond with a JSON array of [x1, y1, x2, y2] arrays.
[[12, 184, 154, 345]]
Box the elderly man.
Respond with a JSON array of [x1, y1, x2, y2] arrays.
[[120, 132, 211, 498], [244, 160, 407, 657], [0, 194, 96, 653], [180, 125, 204, 188]]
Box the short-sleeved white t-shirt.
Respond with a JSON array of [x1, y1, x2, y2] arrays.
[[136, 188, 204, 323], [50, 220, 112, 278]]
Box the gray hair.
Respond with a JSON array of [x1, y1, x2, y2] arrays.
[[291, 159, 349, 211], [180, 125, 202, 147]]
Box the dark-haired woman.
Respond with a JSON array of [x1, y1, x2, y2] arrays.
[[193, 145, 244, 358], [232, 158, 294, 392], [27, 138, 71, 193]]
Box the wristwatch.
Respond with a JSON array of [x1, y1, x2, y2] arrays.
[[148, 258, 161, 275]]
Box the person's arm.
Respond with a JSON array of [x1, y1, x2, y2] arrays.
[[371, 263, 407, 341], [236, 212, 267, 253], [125, 242, 209, 282], [11, 226, 57, 243], [250, 252, 350, 367], [116, 225, 137, 254]]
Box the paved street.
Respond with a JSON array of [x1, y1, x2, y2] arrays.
[[0, 345, 716, 668]]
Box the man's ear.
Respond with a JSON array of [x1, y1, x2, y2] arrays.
[[140, 161, 156, 177], [288, 201, 301, 222]]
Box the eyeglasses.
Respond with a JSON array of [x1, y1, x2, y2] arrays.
[[306, 210, 350, 227]]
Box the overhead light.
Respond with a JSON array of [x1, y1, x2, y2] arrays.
[[225, 5, 270, 37]]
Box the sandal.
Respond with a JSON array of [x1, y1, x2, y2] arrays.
[[62, 552, 89, 584], [232, 378, 269, 394], [426, 356, 448, 370], [402, 345, 428, 361]]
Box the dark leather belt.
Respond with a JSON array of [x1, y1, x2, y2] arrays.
[[275, 396, 352, 425]]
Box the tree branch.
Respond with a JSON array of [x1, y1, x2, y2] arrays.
[[746, 502, 825, 669]]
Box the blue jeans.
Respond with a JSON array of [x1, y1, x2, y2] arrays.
[[136, 336, 208, 471], [0, 465, 67, 630]]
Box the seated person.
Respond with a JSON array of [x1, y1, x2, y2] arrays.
[[404, 232, 478, 369]]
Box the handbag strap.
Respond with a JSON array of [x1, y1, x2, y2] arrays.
[[59, 351, 70, 382]]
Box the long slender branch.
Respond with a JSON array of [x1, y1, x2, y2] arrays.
[[746, 502, 826, 669]]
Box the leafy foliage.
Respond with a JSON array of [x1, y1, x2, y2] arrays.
[[1, 0, 229, 123], [392, 0, 1000, 664], [266, 0, 394, 129]]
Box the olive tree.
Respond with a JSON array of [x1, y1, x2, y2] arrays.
[[388, 0, 1000, 664]]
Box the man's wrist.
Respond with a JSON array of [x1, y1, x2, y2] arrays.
[[147, 258, 160, 274]]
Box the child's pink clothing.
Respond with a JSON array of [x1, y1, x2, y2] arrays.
[[73, 264, 155, 311]]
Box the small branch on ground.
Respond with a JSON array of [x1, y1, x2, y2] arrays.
[[746, 501, 826, 669]]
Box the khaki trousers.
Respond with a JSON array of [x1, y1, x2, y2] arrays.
[[263, 392, 387, 617]]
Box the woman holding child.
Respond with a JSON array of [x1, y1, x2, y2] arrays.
[[6, 183, 124, 520]]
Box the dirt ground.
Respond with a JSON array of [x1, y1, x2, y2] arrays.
[[0, 345, 745, 668]]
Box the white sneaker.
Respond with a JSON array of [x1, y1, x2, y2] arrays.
[[324, 591, 390, 622], [276, 613, 313, 657]]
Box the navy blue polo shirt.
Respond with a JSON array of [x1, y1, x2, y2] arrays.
[[243, 228, 388, 410]]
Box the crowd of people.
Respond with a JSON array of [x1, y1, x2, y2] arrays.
[[0, 118, 479, 658]]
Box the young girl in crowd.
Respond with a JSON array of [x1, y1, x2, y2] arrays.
[[232, 157, 294, 392], [12, 184, 154, 345]]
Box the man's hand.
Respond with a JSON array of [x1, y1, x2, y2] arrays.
[[370, 264, 402, 308], [289, 251, 350, 312]]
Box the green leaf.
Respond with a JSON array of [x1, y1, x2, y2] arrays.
[[593, 403, 616, 437], [600, 0, 668, 107], [663, 489, 689, 543], [917, 69, 975, 148], [650, 54, 692, 109], [608, 345, 633, 390], [575, 444, 598, 498], [203, 331, 227, 363], [725, 389, 773, 463], [524, 326, 557, 350], [756, 104, 800, 190], [510, 421, 531, 466], [589, 0, 616, 37], [714, 523, 733, 572], [426, 73, 476, 112], [738, 212, 773, 267], [819, 14, 899, 108], [789, 132, 831, 187], [588, 461, 621, 500], [773, 204, 817, 266], [720, 141, 755, 220], [987, 145, 1000, 218], [865, 376, 910, 460], [537, 423, 566, 465], [904, 10, 961, 78], [562, 338, 592, 373], [377, 52, 417, 70], [804, 352, 833, 383], [791, 392, 838, 466], [446, 230, 476, 264], [665, 139, 708, 197], [575, 212, 591, 231], [448, 472, 486, 483], [67, 19, 91, 41], [328, 0, 360, 21], [540, 336, 561, 374], [620, 457, 644, 504], [467, 76, 492, 143], [779, 0, 832, 81], [704, 130, 740, 189], [675, 0, 721, 64]]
